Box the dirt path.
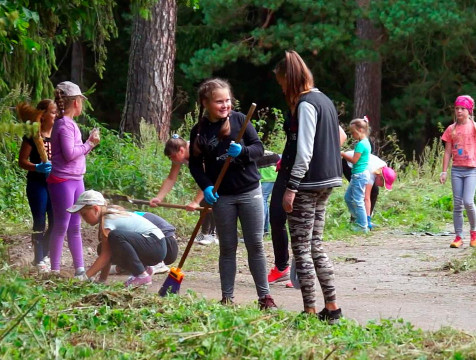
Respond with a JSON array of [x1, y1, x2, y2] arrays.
[[5, 228, 476, 332]]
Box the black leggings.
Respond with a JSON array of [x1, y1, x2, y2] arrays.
[[269, 171, 289, 271], [108, 230, 166, 276]]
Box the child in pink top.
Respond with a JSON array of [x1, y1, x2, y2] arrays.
[[48, 81, 100, 276], [440, 95, 476, 248]]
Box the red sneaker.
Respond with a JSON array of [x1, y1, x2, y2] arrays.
[[267, 266, 290, 283], [450, 236, 463, 248], [470, 231, 476, 247], [285, 281, 294, 288]]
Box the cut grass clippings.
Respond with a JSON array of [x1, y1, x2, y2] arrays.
[[1, 267, 476, 360]]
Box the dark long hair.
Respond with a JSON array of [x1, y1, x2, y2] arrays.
[[274, 50, 314, 111], [193, 78, 233, 156]]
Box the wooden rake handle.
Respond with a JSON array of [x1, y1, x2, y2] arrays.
[[177, 103, 257, 269], [105, 194, 206, 211]]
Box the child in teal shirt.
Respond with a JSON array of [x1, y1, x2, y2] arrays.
[[341, 117, 371, 232]]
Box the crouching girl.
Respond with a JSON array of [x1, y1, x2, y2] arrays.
[[68, 190, 176, 286]]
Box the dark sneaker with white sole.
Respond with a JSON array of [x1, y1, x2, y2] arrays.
[[317, 308, 342, 324]]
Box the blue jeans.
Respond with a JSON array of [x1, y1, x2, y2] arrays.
[[451, 167, 476, 236], [213, 186, 269, 299], [26, 179, 53, 264], [344, 171, 370, 231], [261, 181, 275, 233]]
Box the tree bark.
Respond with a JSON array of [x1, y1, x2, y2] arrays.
[[71, 41, 84, 88], [354, 0, 384, 147], [121, 0, 177, 140]]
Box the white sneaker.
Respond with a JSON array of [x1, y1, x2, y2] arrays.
[[195, 233, 206, 243], [43, 256, 50, 265], [37, 261, 50, 273], [198, 234, 218, 245], [150, 261, 169, 274]]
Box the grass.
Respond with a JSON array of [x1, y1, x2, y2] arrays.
[[1, 266, 476, 360]]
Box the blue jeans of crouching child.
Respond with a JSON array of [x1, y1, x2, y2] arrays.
[[344, 171, 370, 231]]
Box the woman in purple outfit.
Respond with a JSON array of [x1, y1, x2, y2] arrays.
[[47, 81, 100, 276]]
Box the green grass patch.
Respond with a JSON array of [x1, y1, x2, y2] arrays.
[[1, 263, 475, 359]]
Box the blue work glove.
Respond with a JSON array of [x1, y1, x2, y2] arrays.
[[227, 141, 242, 158], [203, 186, 219, 205], [35, 161, 52, 174]]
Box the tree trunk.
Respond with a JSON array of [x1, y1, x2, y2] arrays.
[[354, 0, 384, 147], [121, 0, 177, 140], [71, 41, 84, 88]]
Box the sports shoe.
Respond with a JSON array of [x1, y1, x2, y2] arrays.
[[36, 261, 50, 273], [450, 236, 463, 248], [197, 233, 219, 245], [147, 262, 169, 275], [74, 271, 89, 281], [258, 294, 277, 310], [470, 231, 476, 247], [267, 265, 290, 283], [317, 308, 342, 325], [285, 281, 294, 288], [124, 275, 152, 287], [43, 256, 50, 265], [220, 297, 234, 306]]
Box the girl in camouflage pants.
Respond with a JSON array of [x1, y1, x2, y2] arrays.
[[274, 50, 344, 323]]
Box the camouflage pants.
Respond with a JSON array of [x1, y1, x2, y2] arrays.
[[288, 188, 336, 309]]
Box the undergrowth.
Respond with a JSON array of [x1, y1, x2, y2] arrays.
[[0, 263, 475, 359]]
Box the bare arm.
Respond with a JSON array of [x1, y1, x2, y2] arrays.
[[339, 125, 347, 146], [440, 141, 452, 184], [185, 189, 204, 211], [18, 141, 36, 171], [86, 228, 112, 279], [341, 151, 362, 164], [442, 141, 452, 173], [150, 162, 181, 206]]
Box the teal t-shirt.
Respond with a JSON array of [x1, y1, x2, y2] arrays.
[[352, 138, 371, 174]]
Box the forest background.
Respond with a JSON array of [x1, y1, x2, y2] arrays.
[[2, 0, 476, 154]]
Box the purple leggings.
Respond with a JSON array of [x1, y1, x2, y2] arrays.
[[48, 180, 85, 270]]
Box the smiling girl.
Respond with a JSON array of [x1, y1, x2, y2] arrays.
[[188, 78, 276, 310]]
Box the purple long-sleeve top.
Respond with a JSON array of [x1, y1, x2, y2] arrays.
[[50, 116, 93, 180]]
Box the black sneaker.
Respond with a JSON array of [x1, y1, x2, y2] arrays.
[[258, 295, 277, 310], [220, 297, 234, 306], [317, 308, 342, 324]]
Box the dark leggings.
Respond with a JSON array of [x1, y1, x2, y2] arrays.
[[26, 179, 53, 264], [342, 159, 379, 215], [108, 230, 166, 276], [269, 171, 289, 271]]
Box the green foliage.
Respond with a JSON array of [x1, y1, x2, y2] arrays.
[[252, 107, 286, 153], [177, 0, 476, 153], [0, 0, 118, 102], [1, 265, 475, 359], [326, 137, 451, 239]]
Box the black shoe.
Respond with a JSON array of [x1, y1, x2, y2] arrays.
[[220, 297, 234, 306], [317, 308, 342, 324], [258, 295, 277, 310]]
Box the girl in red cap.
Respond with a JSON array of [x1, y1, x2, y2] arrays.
[[440, 95, 476, 248]]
